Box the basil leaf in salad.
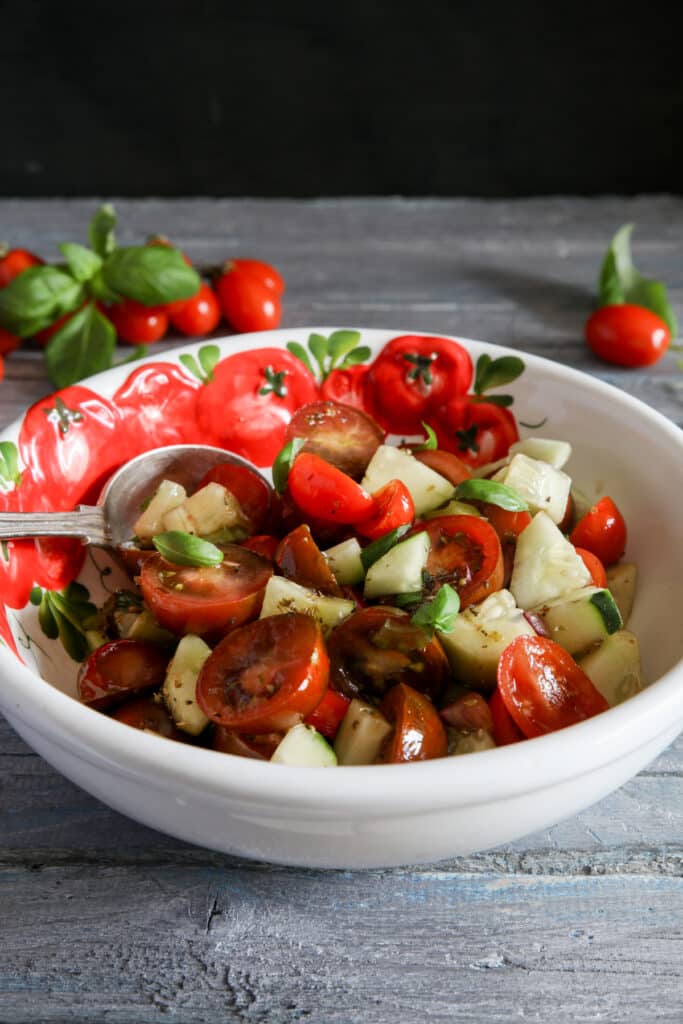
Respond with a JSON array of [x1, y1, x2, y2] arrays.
[[454, 478, 529, 511], [411, 584, 460, 636], [272, 437, 306, 495], [59, 242, 102, 284], [152, 531, 224, 568], [360, 524, 411, 572], [0, 265, 84, 337], [88, 203, 117, 259], [103, 246, 201, 306], [45, 302, 117, 389], [598, 224, 678, 337]]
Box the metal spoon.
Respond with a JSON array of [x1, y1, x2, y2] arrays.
[[0, 445, 270, 547]]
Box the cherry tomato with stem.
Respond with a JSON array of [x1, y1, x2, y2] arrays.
[[287, 452, 375, 525], [585, 304, 671, 368], [284, 400, 384, 480], [170, 283, 221, 336], [304, 689, 351, 740], [78, 639, 170, 711], [570, 496, 627, 567], [216, 267, 282, 333], [497, 635, 609, 738], [275, 524, 343, 596], [574, 546, 607, 588], [197, 613, 329, 733], [355, 479, 414, 541], [109, 299, 169, 344], [377, 683, 447, 763], [0, 247, 43, 288], [416, 514, 504, 609]]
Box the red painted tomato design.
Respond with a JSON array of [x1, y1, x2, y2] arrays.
[[113, 362, 202, 454]]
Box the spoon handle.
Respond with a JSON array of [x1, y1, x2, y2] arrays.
[[0, 506, 108, 546]]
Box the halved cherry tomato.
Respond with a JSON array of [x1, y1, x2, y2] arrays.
[[488, 687, 524, 746], [287, 452, 375, 525], [241, 534, 280, 561], [113, 361, 202, 454], [215, 267, 281, 332], [212, 726, 283, 759], [497, 635, 609, 738], [418, 515, 504, 609], [585, 304, 671, 368], [327, 606, 450, 704], [116, 544, 158, 577], [433, 397, 520, 468], [223, 259, 285, 296], [440, 691, 494, 733], [78, 639, 169, 711], [196, 348, 319, 466], [197, 613, 329, 732], [413, 447, 472, 486], [304, 689, 351, 739], [0, 247, 43, 288], [284, 400, 384, 480], [170, 283, 221, 336], [111, 695, 187, 740], [355, 479, 414, 540], [0, 327, 20, 355], [570, 496, 627, 567], [139, 545, 273, 640], [377, 683, 447, 763], [275, 524, 343, 596], [366, 335, 473, 433], [575, 546, 607, 588], [480, 503, 532, 542], [321, 364, 375, 414], [110, 300, 169, 344], [199, 462, 272, 534]]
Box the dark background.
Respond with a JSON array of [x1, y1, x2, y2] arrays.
[[1, 0, 681, 197]]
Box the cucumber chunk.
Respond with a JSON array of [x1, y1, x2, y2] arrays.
[[134, 479, 187, 541], [578, 630, 644, 706], [493, 453, 571, 524], [324, 537, 365, 585], [162, 482, 249, 541], [438, 589, 535, 691], [534, 586, 623, 656], [424, 499, 482, 519], [360, 445, 454, 515], [364, 531, 431, 599], [334, 699, 392, 765], [271, 724, 337, 767], [508, 437, 572, 470], [510, 511, 591, 609], [163, 634, 212, 736], [605, 563, 638, 624], [259, 576, 355, 633]]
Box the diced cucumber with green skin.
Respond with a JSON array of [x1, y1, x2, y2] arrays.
[[510, 511, 591, 609], [324, 537, 365, 585], [423, 499, 482, 519], [605, 563, 637, 624], [579, 630, 643, 706], [259, 576, 355, 633], [438, 589, 535, 691], [134, 479, 187, 541], [163, 634, 212, 736], [271, 724, 337, 766], [360, 445, 454, 515], [493, 453, 571, 524], [364, 531, 430, 599], [509, 438, 572, 470], [162, 482, 249, 540], [533, 586, 623, 657], [334, 699, 392, 765]]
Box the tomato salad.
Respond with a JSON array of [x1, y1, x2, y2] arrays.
[[70, 338, 642, 767]]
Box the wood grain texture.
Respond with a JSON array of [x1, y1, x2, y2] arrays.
[[0, 198, 681, 1023]]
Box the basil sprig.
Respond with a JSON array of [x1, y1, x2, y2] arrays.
[[272, 437, 306, 494], [598, 224, 677, 336], [411, 584, 460, 636], [454, 478, 528, 512], [102, 246, 200, 306], [0, 265, 84, 337], [45, 302, 118, 389], [287, 330, 371, 381], [152, 531, 224, 568]]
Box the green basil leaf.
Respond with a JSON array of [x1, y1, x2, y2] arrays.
[[0, 266, 84, 337], [103, 246, 200, 306], [598, 249, 625, 306], [360, 524, 411, 572], [272, 437, 305, 495], [152, 531, 224, 568], [45, 302, 117, 388], [198, 344, 220, 381], [307, 333, 329, 377], [286, 341, 316, 377], [411, 422, 438, 451], [59, 242, 101, 284], [0, 441, 21, 488], [89, 203, 117, 259], [475, 355, 525, 394], [627, 278, 678, 336], [598, 224, 678, 336], [328, 330, 362, 366], [88, 267, 122, 303], [38, 593, 59, 640], [455, 478, 529, 511], [339, 345, 372, 368], [411, 583, 460, 635]]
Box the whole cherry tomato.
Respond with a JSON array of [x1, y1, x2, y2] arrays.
[[113, 361, 202, 454], [0, 247, 43, 288], [416, 514, 504, 609], [432, 397, 520, 467], [196, 613, 329, 733], [287, 452, 375, 525], [570, 496, 627, 566], [355, 479, 414, 540], [284, 400, 384, 480], [109, 299, 169, 344], [585, 304, 671, 367], [0, 327, 20, 355], [78, 639, 170, 711], [275, 524, 343, 596], [377, 683, 448, 763], [216, 267, 282, 332], [574, 546, 607, 588], [223, 259, 285, 296], [170, 283, 221, 336]]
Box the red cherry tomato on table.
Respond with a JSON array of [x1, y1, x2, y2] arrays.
[[197, 613, 329, 733], [366, 335, 473, 434], [78, 639, 169, 711], [355, 479, 414, 540], [198, 462, 272, 535], [0, 327, 20, 355], [139, 546, 273, 641], [284, 400, 385, 480], [304, 689, 351, 740], [574, 546, 607, 588], [0, 247, 43, 288], [216, 267, 282, 332], [287, 452, 375, 526], [377, 683, 448, 763], [196, 348, 319, 466], [417, 515, 504, 610], [488, 688, 524, 746], [275, 524, 343, 596], [570, 496, 627, 567], [497, 635, 609, 738], [109, 300, 169, 344], [113, 361, 202, 453], [432, 397, 520, 468], [223, 259, 285, 296], [170, 283, 221, 336], [585, 304, 671, 367]]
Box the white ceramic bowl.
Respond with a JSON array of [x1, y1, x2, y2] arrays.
[[1, 328, 682, 869]]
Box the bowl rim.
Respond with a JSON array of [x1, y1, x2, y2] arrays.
[[2, 326, 683, 815]]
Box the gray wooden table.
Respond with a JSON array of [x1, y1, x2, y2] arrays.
[[1, 198, 682, 1024]]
